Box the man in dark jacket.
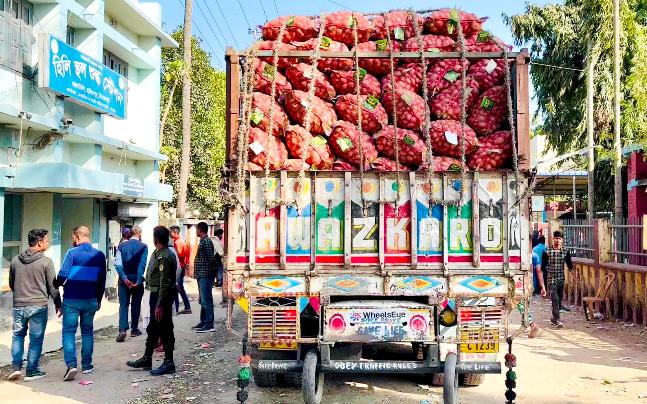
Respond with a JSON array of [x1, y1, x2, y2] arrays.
[[115, 225, 148, 342], [193, 222, 215, 333], [127, 226, 177, 376], [8, 229, 60, 381]]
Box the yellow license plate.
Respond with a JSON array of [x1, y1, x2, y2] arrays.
[[460, 331, 499, 353]]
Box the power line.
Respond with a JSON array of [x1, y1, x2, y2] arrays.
[[258, 0, 269, 21], [272, 0, 280, 17], [326, 0, 352, 11], [214, 0, 240, 48], [175, 0, 224, 69], [530, 61, 584, 73], [195, 0, 228, 50], [236, 0, 252, 31]]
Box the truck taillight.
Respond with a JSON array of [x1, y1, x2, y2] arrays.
[[409, 315, 427, 333], [284, 309, 297, 321], [328, 314, 346, 333], [460, 309, 475, 323]]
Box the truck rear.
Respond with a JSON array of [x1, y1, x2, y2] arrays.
[[223, 8, 532, 404]]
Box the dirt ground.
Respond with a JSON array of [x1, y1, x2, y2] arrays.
[[1, 288, 647, 404]]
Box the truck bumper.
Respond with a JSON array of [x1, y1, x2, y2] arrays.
[[257, 360, 501, 375]]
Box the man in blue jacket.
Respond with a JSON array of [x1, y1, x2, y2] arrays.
[[56, 226, 106, 381], [115, 225, 147, 342]]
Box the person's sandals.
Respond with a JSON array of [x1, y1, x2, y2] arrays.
[[116, 332, 127, 342]]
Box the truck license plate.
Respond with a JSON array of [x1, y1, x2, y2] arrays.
[[460, 330, 499, 353]]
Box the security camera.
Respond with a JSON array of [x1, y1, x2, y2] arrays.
[[61, 118, 73, 126]]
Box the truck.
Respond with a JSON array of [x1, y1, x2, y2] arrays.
[[223, 9, 532, 404]]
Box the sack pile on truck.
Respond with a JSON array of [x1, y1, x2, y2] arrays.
[[244, 8, 517, 173]]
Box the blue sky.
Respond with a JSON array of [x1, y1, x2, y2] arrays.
[[156, 0, 560, 69]]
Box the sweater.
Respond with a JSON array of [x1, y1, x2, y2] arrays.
[[57, 243, 107, 304], [9, 249, 61, 308], [115, 239, 148, 284]]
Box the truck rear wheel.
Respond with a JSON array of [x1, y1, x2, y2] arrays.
[[302, 349, 324, 404], [443, 352, 459, 404], [460, 373, 485, 386]]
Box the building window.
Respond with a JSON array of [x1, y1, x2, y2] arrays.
[[103, 49, 128, 78], [2, 193, 23, 271], [0, 0, 33, 73], [66, 25, 75, 47]]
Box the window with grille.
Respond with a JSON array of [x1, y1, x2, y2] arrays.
[[0, 0, 33, 73], [103, 49, 128, 78], [66, 25, 75, 47]]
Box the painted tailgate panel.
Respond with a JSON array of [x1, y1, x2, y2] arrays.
[[315, 176, 344, 265], [350, 177, 380, 265], [383, 176, 412, 264], [285, 176, 312, 263]]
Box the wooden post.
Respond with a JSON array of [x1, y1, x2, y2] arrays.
[[613, 0, 623, 220], [515, 50, 530, 171], [643, 273, 647, 327], [586, 41, 598, 220], [225, 49, 240, 270]]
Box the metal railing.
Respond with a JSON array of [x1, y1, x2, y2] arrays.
[[609, 217, 647, 265], [561, 219, 594, 260]]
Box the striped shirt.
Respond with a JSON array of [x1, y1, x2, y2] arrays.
[[57, 243, 106, 303]]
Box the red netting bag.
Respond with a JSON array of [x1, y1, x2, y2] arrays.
[[428, 119, 478, 158], [371, 11, 424, 41], [381, 63, 424, 94], [256, 40, 298, 70], [330, 69, 381, 97], [328, 121, 378, 168], [262, 15, 317, 43], [248, 127, 288, 170], [250, 92, 290, 137], [381, 89, 427, 132], [430, 77, 480, 121], [373, 126, 427, 166], [371, 157, 409, 171], [284, 90, 337, 136], [253, 59, 292, 100], [426, 59, 470, 96], [335, 94, 388, 134], [467, 85, 508, 136], [284, 125, 335, 170], [467, 58, 506, 92], [468, 130, 513, 171], [293, 37, 353, 72], [423, 9, 485, 39], [352, 40, 401, 76], [285, 62, 336, 101], [324, 11, 371, 45]]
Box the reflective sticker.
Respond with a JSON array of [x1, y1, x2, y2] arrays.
[[394, 27, 405, 41], [485, 59, 498, 74], [403, 135, 415, 146], [337, 137, 353, 152], [249, 141, 264, 155], [444, 131, 459, 146], [364, 95, 379, 110], [250, 108, 264, 125], [444, 71, 460, 83], [311, 135, 328, 147], [480, 96, 495, 110]]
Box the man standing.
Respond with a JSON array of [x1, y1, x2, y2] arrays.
[[193, 222, 215, 333], [7, 229, 60, 381], [127, 226, 177, 376], [213, 228, 225, 287], [115, 226, 148, 342], [57, 226, 106, 381], [532, 236, 546, 295], [170, 226, 191, 315], [542, 231, 574, 328]]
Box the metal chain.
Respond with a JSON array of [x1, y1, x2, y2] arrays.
[[383, 13, 402, 210], [352, 16, 367, 214]]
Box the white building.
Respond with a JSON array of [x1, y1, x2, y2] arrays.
[[0, 0, 176, 321]]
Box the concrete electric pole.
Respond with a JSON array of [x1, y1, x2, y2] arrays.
[[177, 0, 193, 218]]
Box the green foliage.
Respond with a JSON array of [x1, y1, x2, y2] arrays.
[[505, 0, 647, 158], [160, 29, 226, 217]]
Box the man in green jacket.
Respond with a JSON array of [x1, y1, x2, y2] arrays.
[[127, 226, 177, 375]]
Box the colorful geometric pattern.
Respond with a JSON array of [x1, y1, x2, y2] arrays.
[[255, 276, 301, 292], [399, 276, 441, 292], [458, 276, 502, 293], [325, 275, 368, 293]]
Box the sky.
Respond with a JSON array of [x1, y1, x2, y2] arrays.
[[155, 0, 561, 70]]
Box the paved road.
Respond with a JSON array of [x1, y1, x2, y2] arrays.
[[1, 288, 647, 403]]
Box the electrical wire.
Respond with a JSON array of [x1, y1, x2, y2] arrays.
[[258, 0, 269, 21], [195, 0, 228, 50], [213, 0, 240, 47], [326, 0, 352, 11], [236, 0, 252, 31], [530, 61, 585, 72], [175, 0, 225, 69], [272, 0, 280, 17]]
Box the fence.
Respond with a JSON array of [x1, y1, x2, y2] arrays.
[[609, 217, 647, 266], [561, 219, 595, 260]]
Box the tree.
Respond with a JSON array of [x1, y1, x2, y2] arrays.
[[177, 0, 193, 219], [160, 30, 226, 218]]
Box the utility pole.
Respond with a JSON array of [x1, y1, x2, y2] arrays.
[[177, 0, 193, 218], [613, 0, 623, 221], [587, 41, 597, 221]]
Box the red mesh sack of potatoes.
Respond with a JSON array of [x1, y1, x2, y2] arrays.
[[253, 60, 292, 100], [247, 162, 263, 171], [381, 63, 424, 94], [248, 127, 288, 170], [381, 89, 427, 132], [294, 37, 353, 72], [426, 59, 470, 96], [257, 41, 298, 70], [332, 159, 358, 171], [402, 34, 455, 53], [282, 159, 310, 171], [468, 130, 512, 171], [284, 125, 335, 170], [423, 9, 485, 39], [329, 121, 378, 169], [418, 156, 462, 172], [285, 63, 336, 101], [330, 69, 381, 97], [335, 94, 388, 134], [374, 126, 427, 166], [352, 40, 401, 76], [464, 31, 511, 52], [371, 157, 408, 172], [468, 86, 508, 136], [371, 11, 423, 41], [284, 90, 337, 136], [250, 92, 290, 137], [262, 16, 317, 43], [430, 77, 480, 120], [467, 59, 505, 92], [324, 11, 371, 45], [428, 120, 478, 158]]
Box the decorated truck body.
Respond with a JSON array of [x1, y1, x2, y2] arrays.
[[223, 8, 532, 404]]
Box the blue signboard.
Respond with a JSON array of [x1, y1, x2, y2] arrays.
[[40, 35, 127, 119]]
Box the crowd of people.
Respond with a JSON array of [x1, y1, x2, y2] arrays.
[[7, 222, 225, 382]]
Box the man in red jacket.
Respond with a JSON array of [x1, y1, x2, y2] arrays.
[[170, 226, 191, 315]]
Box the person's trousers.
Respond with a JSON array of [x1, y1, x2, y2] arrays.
[[215, 265, 224, 286], [550, 283, 564, 322], [62, 299, 98, 369], [11, 306, 48, 372], [118, 281, 144, 332], [197, 275, 215, 328], [145, 292, 174, 361], [174, 268, 191, 312]]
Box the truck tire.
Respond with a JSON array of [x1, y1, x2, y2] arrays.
[[253, 369, 278, 387], [282, 372, 303, 387], [302, 349, 324, 404], [460, 373, 485, 386], [443, 352, 459, 404]]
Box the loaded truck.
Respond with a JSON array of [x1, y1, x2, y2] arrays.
[[223, 8, 532, 404]]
